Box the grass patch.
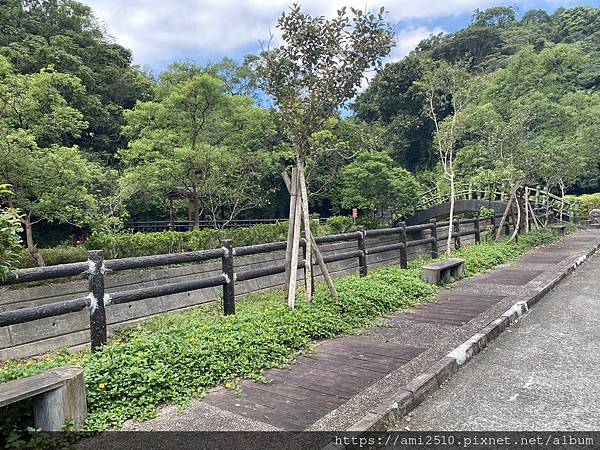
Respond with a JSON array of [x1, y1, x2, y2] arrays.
[[0, 229, 558, 434]]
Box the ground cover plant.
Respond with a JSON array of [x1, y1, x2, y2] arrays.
[[0, 229, 557, 436]]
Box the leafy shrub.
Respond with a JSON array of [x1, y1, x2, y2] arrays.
[[0, 186, 23, 280], [325, 216, 355, 233], [0, 229, 557, 433], [565, 193, 600, 218], [86, 221, 294, 259], [355, 217, 379, 229], [17, 245, 89, 269]]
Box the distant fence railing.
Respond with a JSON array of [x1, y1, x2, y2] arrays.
[[124, 218, 302, 233], [415, 184, 577, 224], [0, 215, 512, 353]]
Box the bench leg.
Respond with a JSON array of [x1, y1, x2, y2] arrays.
[[33, 368, 87, 431], [454, 263, 465, 279], [422, 268, 441, 285]]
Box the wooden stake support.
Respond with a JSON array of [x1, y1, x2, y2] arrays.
[[282, 168, 338, 306]]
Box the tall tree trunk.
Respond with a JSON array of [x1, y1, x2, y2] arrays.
[[524, 187, 530, 233], [446, 173, 455, 256], [559, 181, 565, 222], [297, 159, 313, 302], [510, 192, 521, 241], [192, 195, 200, 230], [24, 214, 44, 267]]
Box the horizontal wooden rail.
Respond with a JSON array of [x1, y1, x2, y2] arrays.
[[1, 214, 519, 354], [367, 242, 406, 255], [0, 298, 90, 328], [109, 275, 227, 305], [2, 249, 227, 286]]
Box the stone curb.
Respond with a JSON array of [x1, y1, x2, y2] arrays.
[[326, 238, 600, 445]]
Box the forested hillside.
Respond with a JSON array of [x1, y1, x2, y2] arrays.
[[0, 1, 598, 266], [354, 6, 600, 183]]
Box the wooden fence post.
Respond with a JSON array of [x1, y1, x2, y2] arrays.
[[88, 250, 107, 352], [453, 219, 461, 250], [490, 215, 497, 241], [221, 240, 235, 315], [504, 215, 510, 236], [357, 226, 368, 277], [474, 214, 481, 244], [399, 221, 408, 269], [429, 219, 438, 259]]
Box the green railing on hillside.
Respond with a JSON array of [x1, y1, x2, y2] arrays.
[[413, 184, 578, 224]]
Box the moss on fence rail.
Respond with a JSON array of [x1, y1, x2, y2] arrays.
[[0, 229, 557, 436]]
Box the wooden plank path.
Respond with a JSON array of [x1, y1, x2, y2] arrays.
[[117, 230, 600, 433], [204, 337, 426, 429], [203, 262, 560, 429]]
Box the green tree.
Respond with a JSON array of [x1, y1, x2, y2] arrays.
[[121, 65, 276, 229], [416, 60, 478, 255], [255, 3, 393, 305], [0, 56, 101, 265], [456, 44, 599, 231], [340, 152, 420, 219], [0, 0, 154, 163]]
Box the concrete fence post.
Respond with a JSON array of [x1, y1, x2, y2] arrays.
[[399, 221, 408, 269], [357, 226, 368, 277], [429, 219, 438, 259], [221, 240, 235, 315], [88, 250, 107, 352]]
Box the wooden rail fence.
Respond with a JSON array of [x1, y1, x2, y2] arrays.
[[0, 215, 506, 353]]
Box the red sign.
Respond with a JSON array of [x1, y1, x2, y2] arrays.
[[352, 208, 358, 218]]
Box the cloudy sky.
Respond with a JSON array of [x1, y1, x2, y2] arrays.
[[82, 0, 599, 73]]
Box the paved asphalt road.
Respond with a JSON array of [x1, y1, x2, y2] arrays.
[[393, 254, 600, 431]]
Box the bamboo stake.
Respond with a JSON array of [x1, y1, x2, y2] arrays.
[[287, 173, 303, 309], [283, 168, 297, 293], [297, 162, 313, 302], [496, 193, 514, 240], [282, 171, 338, 299]]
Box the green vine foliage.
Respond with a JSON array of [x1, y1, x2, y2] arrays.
[[0, 229, 557, 435]]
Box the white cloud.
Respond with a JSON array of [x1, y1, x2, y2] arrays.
[[83, 0, 497, 66], [389, 25, 446, 61]]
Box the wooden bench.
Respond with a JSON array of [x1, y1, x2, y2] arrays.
[[550, 223, 568, 235], [0, 367, 87, 431], [421, 258, 465, 285]]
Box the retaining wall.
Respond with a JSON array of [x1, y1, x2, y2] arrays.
[[0, 223, 476, 360]]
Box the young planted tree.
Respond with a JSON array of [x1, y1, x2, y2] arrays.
[[256, 4, 393, 306], [416, 60, 476, 255]]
